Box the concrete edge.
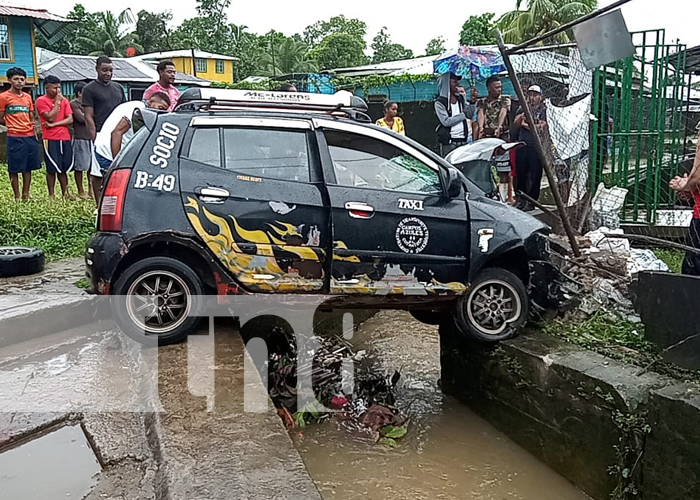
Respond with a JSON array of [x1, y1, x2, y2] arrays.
[[0, 296, 108, 349]]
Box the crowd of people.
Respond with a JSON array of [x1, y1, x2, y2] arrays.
[[0, 57, 176, 202]]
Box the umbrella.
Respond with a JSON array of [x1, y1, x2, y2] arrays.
[[433, 46, 507, 83]]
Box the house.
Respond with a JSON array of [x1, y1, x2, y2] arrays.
[[0, 5, 72, 87], [134, 50, 237, 84], [37, 51, 210, 99]]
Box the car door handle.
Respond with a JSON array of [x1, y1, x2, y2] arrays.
[[195, 186, 230, 203], [345, 202, 374, 219]]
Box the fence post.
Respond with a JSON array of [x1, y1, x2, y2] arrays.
[[495, 29, 581, 257]]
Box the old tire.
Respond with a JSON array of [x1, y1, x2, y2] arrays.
[[112, 257, 204, 346], [409, 310, 443, 325], [0, 246, 45, 277], [454, 268, 529, 342]]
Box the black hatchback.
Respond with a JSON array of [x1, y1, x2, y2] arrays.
[[85, 88, 554, 345]]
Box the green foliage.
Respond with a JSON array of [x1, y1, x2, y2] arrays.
[[371, 27, 413, 64], [330, 73, 435, 96], [303, 15, 368, 49], [75, 9, 144, 57], [259, 33, 317, 76], [424, 36, 446, 57], [378, 424, 408, 448], [171, 0, 233, 55], [309, 33, 369, 71], [541, 311, 655, 354], [497, 0, 598, 44], [134, 10, 173, 53], [0, 171, 95, 261], [654, 248, 683, 274], [74, 278, 90, 289], [459, 13, 497, 46]]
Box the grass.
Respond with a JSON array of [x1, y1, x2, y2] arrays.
[[0, 167, 96, 261], [654, 248, 684, 274]]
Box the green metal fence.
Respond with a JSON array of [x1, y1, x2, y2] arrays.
[[590, 29, 688, 225]]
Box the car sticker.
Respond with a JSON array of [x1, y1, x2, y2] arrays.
[[395, 217, 429, 254], [149, 122, 180, 169], [478, 228, 495, 253], [237, 175, 262, 183], [398, 198, 425, 211]]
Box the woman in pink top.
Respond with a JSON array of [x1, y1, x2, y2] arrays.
[[144, 60, 181, 112]]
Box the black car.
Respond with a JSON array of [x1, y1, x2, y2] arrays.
[[85, 88, 554, 345]]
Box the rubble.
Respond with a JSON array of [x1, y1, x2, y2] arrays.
[[256, 325, 408, 445]]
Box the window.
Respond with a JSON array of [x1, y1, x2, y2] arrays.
[[0, 17, 11, 61], [223, 128, 310, 182], [195, 58, 208, 73], [187, 128, 221, 167], [324, 130, 441, 195], [216, 60, 225, 74]]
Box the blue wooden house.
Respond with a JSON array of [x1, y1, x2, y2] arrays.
[[0, 6, 72, 87]]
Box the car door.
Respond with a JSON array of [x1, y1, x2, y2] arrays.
[[316, 120, 469, 295], [179, 116, 330, 293]]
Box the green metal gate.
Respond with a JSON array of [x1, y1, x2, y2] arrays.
[[590, 29, 688, 225]]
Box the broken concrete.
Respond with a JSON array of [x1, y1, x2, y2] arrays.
[[440, 324, 700, 500]]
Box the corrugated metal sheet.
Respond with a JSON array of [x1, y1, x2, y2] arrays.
[[0, 6, 70, 21]]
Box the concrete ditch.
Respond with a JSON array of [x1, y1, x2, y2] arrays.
[[440, 323, 700, 500]]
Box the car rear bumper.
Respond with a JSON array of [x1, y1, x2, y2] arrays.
[[85, 233, 126, 295]]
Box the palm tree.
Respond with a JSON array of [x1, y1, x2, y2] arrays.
[[76, 9, 144, 57], [498, 0, 598, 44], [260, 38, 318, 76]]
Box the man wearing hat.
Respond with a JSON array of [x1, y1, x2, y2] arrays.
[[514, 84, 548, 211], [434, 72, 473, 156]]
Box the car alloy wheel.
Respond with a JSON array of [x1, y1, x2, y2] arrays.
[[466, 279, 522, 337], [125, 270, 192, 335]]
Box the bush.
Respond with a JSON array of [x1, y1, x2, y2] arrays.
[[0, 168, 96, 261]]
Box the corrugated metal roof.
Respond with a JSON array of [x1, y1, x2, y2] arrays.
[[0, 5, 71, 21], [134, 50, 238, 62], [38, 54, 210, 86]]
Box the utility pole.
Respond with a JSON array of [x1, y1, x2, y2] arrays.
[[270, 32, 276, 77], [191, 48, 197, 78]]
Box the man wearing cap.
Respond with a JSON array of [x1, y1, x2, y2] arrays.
[[434, 72, 473, 156], [514, 84, 548, 211]]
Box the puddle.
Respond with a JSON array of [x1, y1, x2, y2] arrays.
[[0, 425, 101, 499], [292, 311, 591, 500]]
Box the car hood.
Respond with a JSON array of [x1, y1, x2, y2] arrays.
[[468, 192, 549, 240]]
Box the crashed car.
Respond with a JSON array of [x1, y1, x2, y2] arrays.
[[85, 88, 554, 345]]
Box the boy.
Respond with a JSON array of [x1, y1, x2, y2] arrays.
[[0, 67, 41, 200], [36, 75, 74, 199], [70, 81, 92, 199]]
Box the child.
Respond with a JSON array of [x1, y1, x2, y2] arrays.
[[36, 75, 74, 199], [0, 67, 40, 200]]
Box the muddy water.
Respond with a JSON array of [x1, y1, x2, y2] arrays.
[[293, 311, 590, 500], [0, 425, 101, 499]]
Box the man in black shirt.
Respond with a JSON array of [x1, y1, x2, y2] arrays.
[[81, 56, 125, 199], [514, 85, 548, 211]]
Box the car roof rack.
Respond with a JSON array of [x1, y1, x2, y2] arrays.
[[176, 88, 371, 123]]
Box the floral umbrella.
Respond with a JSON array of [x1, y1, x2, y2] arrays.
[[433, 46, 507, 83]]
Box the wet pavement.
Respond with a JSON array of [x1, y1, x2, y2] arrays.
[[0, 308, 589, 499]]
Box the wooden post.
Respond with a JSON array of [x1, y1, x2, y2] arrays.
[[495, 29, 581, 257]]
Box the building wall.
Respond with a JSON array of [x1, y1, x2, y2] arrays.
[[170, 56, 234, 84], [0, 17, 37, 85]]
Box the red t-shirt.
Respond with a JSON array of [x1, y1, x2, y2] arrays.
[[694, 192, 700, 219], [35, 95, 73, 141]]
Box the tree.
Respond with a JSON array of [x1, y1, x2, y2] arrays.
[[309, 33, 368, 71], [459, 13, 497, 46], [171, 0, 233, 54], [135, 10, 173, 53], [498, 0, 598, 44], [35, 3, 99, 54], [303, 15, 367, 49], [370, 27, 413, 64], [425, 36, 446, 56], [75, 9, 144, 57], [259, 35, 317, 76]]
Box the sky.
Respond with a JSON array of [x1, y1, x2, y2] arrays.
[[24, 0, 700, 55]]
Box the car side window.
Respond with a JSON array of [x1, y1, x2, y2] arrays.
[[187, 127, 221, 167], [222, 127, 310, 183], [324, 130, 441, 195]]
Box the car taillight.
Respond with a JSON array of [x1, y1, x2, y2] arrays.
[[99, 169, 131, 232]]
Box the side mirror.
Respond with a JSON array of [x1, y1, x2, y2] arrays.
[[445, 167, 462, 199]]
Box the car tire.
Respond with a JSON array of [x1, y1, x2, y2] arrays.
[[454, 268, 529, 343], [112, 257, 204, 346], [409, 310, 443, 325], [0, 246, 45, 278]]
